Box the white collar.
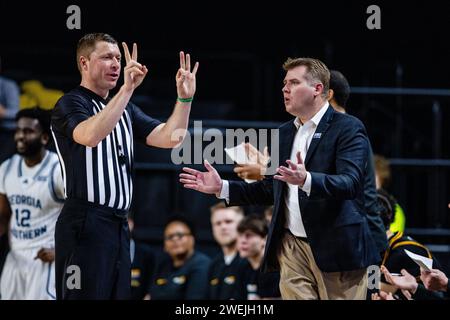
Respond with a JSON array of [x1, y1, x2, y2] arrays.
[[224, 252, 237, 265], [294, 102, 329, 129]]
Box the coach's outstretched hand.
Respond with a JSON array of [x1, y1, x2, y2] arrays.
[[176, 51, 199, 100], [122, 42, 148, 92], [180, 160, 222, 196]]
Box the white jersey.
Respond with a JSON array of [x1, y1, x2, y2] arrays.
[[0, 151, 64, 251]]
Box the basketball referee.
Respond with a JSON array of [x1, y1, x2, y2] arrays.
[[51, 33, 198, 299]]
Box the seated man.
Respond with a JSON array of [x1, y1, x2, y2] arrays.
[[377, 189, 441, 277], [374, 154, 406, 233], [148, 216, 210, 300], [0, 58, 20, 128], [128, 215, 155, 300], [207, 202, 245, 300], [235, 214, 281, 300]]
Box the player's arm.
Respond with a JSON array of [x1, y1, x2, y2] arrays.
[[0, 194, 12, 237], [146, 52, 198, 148], [73, 43, 148, 147]]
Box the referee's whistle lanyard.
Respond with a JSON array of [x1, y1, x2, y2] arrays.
[[112, 128, 129, 169]]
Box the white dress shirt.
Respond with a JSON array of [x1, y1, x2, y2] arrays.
[[220, 102, 330, 238]]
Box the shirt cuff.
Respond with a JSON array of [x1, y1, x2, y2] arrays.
[[300, 172, 311, 196], [218, 180, 230, 203]]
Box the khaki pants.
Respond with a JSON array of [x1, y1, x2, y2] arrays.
[[278, 231, 368, 300]]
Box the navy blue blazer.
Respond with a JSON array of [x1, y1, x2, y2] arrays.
[[228, 106, 380, 273]]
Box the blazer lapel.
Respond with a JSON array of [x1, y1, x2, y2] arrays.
[[304, 106, 335, 166], [279, 120, 298, 165]]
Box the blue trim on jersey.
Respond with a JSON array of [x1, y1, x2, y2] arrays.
[[18, 157, 23, 177], [2, 158, 13, 190], [46, 262, 56, 300], [48, 162, 65, 203], [33, 151, 51, 180]]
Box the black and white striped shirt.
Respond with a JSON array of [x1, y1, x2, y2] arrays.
[[51, 86, 161, 210]]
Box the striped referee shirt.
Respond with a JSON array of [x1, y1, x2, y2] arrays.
[[51, 86, 161, 210]]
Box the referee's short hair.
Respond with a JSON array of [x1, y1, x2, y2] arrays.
[[15, 107, 51, 136], [76, 33, 118, 73]]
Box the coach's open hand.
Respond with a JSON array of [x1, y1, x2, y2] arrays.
[[176, 51, 199, 99], [274, 151, 307, 187], [122, 42, 148, 92], [180, 160, 222, 196]]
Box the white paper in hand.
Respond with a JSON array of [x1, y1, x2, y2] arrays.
[[404, 249, 433, 271], [224, 144, 256, 183], [225, 144, 249, 165]]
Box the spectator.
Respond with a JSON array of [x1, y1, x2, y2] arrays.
[[374, 154, 406, 233], [0, 57, 20, 128], [128, 215, 155, 300], [207, 202, 245, 300], [148, 216, 210, 300], [377, 189, 441, 278], [235, 214, 281, 300]]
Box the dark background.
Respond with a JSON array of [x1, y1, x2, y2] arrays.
[[1, 1, 449, 264]]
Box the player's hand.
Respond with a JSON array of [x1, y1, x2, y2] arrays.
[[176, 51, 199, 100], [122, 42, 148, 92], [34, 248, 55, 263], [180, 160, 222, 196]]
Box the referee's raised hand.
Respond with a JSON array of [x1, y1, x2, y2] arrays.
[[122, 42, 148, 92], [176, 51, 199, 100]]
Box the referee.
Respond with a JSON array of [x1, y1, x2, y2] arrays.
[[51, 33, 198, 299]]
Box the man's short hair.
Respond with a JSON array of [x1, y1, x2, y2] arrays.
[[210, 202, 244, 217], [15, 107, 51, 135], [376, 189, 398, 229], [76, 33, 118, 73], [164, 215, 196, 238], [237, 214, 268, 238], [330, 70, 350, 108], [283, 57, 330, 97], [374, 154, 391, 188]]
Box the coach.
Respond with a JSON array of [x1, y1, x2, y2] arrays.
[[180, 57, 379, 299]]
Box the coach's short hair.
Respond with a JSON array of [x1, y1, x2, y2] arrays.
[[283, 57, 330, 97], [76, 33, 118, 73]]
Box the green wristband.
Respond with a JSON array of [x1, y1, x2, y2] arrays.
[[177, 97, 193, 103]]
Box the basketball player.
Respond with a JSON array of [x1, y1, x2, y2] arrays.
[[0, 108, 64, 299]]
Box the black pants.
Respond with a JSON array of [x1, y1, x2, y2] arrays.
[[55, 199, 131, 300]]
